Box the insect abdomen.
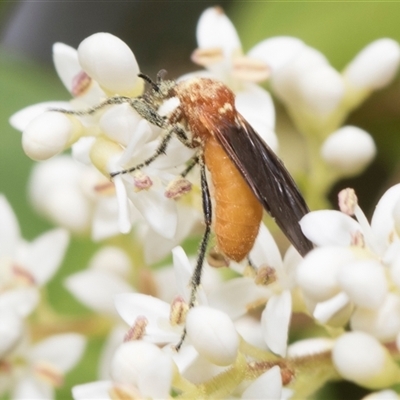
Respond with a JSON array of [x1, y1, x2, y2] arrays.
[[204, 136, 263, 262]]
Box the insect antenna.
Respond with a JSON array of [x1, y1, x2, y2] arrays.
[[138, 73, 160, 92]]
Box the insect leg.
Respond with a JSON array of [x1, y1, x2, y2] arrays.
[[180, 155, 199, 178], [49, 96, 133, 116], [175, 155, 212, 350], [110, 125, 176, 177]]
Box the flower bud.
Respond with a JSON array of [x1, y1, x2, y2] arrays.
[[78, 33, 143, 96], [338, 259, 387, 309], [351, 293, 400, 342], [332, 332, 400, 389], [344, 38, 400, 91], [186, 306, 239, 366], [111, 341, 162, 386], [22, 112, 82, 161], [321, 126, 376, 176], [296, 64, 344, 115], [248, 36, 305, 75], [195, 7, 241, 61], [296, 246, 356, 302]]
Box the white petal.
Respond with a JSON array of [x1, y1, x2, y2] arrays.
[[208, 277, 272, 320], [313, 292, 351, 325], [172, 246, 194, 300], [242, 365, 282, 399], [0, 288, 39, 317], [196, 7, 241, 58], [261, 291, 291, 356], [98, 326, 126, 380], [71, 137, 96, 165], [351, 293, 400, 342], [321, 126, 376, 175], [30, 333, 86, 372], [361, 390, 400, 400], [126, 183, 177, 239], [0, 309, 23, 358], [99, 104, 144, 147], [300, 210, 361, 247], [72, 380, 113, 400], [22, 111, 81, 161], [65, 270, 134, 315], [371, 184, 400, 255], [235, 84, 277, 151], [186, 306, 239, 366], [78, 33, 141, 96], [288, 337, 334, 358], [248, 36, 306, 75], [13, 377, 53, 400], [236, 83, 275, 129], [114, 293, 179, 343], [296, 246, 357, 302], [250, 223, 283, 271], [88, 246, 132, 278], [389, 253, 400, 290], [344, 39, 400, 90], [52, 42, 81, 93], [0, 195, 20, 258], [112, 176, 132, 236], [338, 259, 387, 309], [10, 101, 71, 132], [115, 293, 169, 325], [144, 205, 199, 265], [16, 228, 69, 286], [164, 343, 198, 374], [234, 316, 267, 350]]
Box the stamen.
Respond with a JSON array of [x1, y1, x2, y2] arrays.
[[71, 71, 92, 97], [124, 316, 148, 341], [133, 171, 153, 191], [254, 265, 277, 285], [170, 296, 188, 326], [165, 177, 192, 199], [34, 361, 64, 388]]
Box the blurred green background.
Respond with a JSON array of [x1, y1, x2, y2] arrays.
[[1, 1, 400, 399]]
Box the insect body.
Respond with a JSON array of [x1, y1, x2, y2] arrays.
[[165, 77, 313, 260], [169, 78, 264, 262]]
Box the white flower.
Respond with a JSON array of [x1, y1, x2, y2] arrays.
[[189, 7, 278, 151], [0, 194, 69, 293], [114, 247, 221, 347], [65, 246, 135, 316], [72, 341, 173, 400], [11, 33, 195, 241], [298, 186, 400, 342], [2, 333, 86, 399]]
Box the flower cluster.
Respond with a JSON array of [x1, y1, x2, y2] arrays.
[[0, 196, 85, 398], [6, 5, 400, 400]]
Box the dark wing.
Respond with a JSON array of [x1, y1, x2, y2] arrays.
[[213, 113, 313, 257]]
